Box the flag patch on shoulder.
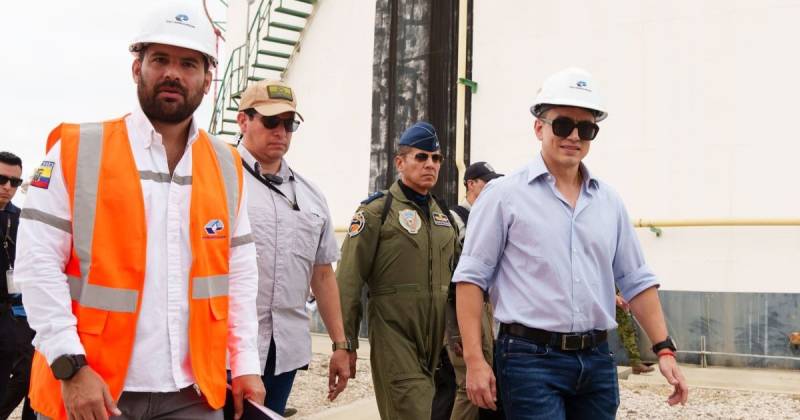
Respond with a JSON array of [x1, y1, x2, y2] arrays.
[[31, 161, 55, 189]]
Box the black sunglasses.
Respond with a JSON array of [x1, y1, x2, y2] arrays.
[[539, 116, 599, 141], [0, 175, 23, 188], [261, 115, 300, 133], [413, 152, 443, 163]]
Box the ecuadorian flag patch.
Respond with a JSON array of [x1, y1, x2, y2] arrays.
[[31, 161, 54, 189]]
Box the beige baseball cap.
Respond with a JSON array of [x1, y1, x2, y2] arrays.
[[238, 80, 304, 120]]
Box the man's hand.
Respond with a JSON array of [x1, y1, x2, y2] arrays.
[[465, 357, 497, 411], [658, 355, 689, 406], [328, 349, 350, 401], [347, 350, 358, 379], [231, 374, 266, 420], [61, 366, 121, 420], [615, 294, 629, 312]]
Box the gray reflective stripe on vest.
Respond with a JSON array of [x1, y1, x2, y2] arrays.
[[230, 233, 253, 247], [192, 275, 229, 299], [139, 170, 171, 183], [71, 123, 139, 313], [208, 137, 239, 237], [67, 275, 138, 312], [172, 175, 192, 186], [20, 208, 72, 234]]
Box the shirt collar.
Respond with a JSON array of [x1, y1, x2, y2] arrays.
[[128, 102, 199, 149], [237, 144, 292, 179], [527, 153, 598, 190]]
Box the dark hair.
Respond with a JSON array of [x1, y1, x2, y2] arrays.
[[0, 151, 22, 168], [137, 45, 210, 72], [242, 108, 258, 119], [396, 145, 413, 158]]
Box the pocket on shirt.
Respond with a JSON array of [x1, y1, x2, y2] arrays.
[[291, 211, 324, 262], [209, 296, 229, 321]]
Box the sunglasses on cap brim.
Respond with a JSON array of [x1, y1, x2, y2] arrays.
[[539, 116, 599, 141]]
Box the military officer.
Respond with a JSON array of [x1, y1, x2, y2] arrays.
[[337, 121, 459, 419]]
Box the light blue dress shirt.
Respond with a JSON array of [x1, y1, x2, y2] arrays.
[[453, 153, 658, 333]]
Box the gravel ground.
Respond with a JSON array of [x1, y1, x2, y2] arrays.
[[289, 353, 374, 418], [617, 382, 800, 420], [11, 361, 800, 419]]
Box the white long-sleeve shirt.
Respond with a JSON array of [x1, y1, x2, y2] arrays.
[[16, 105, 261, 392]]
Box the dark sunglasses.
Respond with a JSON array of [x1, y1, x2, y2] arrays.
[[413, 152, 443, 163], [539, 116, 599, 141], [261, 115, 300, 133], [0, 175, 23, 188]]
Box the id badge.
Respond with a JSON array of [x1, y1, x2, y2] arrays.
[[6, 269, 18, 294]]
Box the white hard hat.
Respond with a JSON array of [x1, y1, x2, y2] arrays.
[[530, 67, 607, 121], [129, 2, 218, 67]]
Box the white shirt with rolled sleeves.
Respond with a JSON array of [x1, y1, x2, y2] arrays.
[[453, 153, 659, 333], [238, 146, 340, 375], [15, 105, 262, 392]]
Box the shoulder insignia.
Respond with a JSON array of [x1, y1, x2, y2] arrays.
[[348, 211, 366, 237], [31, 161, 55, 189], [432, 212, 451, 227], [360, 191, 385, 205]]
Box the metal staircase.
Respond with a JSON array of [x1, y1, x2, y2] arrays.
[[209, 0, 317, 140]]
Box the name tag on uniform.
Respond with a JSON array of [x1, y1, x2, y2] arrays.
[[432, 212, 451, 227]]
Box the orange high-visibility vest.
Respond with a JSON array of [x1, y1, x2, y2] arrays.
[[30, 118, 244, 419]]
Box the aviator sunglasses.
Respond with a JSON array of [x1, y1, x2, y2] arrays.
[[0, 175, 23, 188], [539, 116, 600, 141], [413, 152, 443, 163], [261, 115, 301, 133]]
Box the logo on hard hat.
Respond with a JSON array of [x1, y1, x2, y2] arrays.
[[572, 80, 591, 92], [167, 13, 196, 29], [175, 14, 189, 22]]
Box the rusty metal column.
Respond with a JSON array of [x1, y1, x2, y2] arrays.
[[369, 0, 469, 204]]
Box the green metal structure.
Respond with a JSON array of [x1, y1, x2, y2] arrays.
[[209, 0, 317, 140]]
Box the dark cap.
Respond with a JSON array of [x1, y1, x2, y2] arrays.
[[464, 161, 503, 182], [399, 121, 440, 152]]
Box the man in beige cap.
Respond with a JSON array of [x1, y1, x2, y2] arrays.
[[235, 80, 350, 415]]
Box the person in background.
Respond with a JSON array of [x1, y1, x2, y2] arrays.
[[0, 151, 35, 420], [233, 79, 349, 416], [337, 122, 458, 419]]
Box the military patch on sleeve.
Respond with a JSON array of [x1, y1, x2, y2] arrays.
[[360, 191, 385, 205], [31, 161, 55, 189], [432, 212, 451, 227], [348, 211, 366, 237]]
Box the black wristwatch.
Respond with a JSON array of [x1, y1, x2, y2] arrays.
[[651, 336, 677, 354], [51, 354, 88, 380]]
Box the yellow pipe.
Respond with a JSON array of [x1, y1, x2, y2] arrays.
[[336, 218, 800, 233], [634, 218, 800, 228]]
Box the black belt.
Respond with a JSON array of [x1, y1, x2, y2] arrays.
[[499, 323, 607, 351]]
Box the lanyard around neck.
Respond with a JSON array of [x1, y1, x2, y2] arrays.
[[241, 159, 300, 211]]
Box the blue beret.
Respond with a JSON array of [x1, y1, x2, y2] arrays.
[[399, 121, 440, 152]]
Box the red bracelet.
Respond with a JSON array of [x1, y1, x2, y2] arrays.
[[657, 350, 676, 358]]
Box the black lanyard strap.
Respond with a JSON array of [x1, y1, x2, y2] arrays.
[[241, 159, 300, 211]]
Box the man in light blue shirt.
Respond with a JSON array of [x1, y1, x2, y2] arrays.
[[453, 67, 688, 419]]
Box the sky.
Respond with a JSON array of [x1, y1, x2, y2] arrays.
[[0, 1, 228, 205]]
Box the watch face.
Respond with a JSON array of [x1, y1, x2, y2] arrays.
[[52, 356, 73, 380]]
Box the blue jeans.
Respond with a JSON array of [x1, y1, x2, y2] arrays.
[[261, 338, 298, 415], [495, 334, 619, 420]]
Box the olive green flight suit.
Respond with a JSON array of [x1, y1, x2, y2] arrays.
[[337, 182, 458, 420]]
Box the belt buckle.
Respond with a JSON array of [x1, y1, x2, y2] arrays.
[[561, 334, 582, 351]]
